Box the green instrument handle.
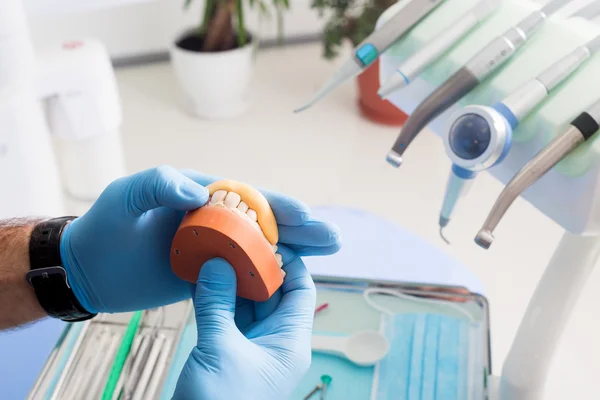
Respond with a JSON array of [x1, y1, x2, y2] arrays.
[[101, 311, 143, 400]]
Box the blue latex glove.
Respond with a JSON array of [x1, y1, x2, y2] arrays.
[[173, 245, 315, 400], [60, 166, 340, 314]]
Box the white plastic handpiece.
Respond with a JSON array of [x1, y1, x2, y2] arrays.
[[504, 36, 599, 120], [536, 45, 592, 91], [400, 0, 498, 85], [466, 0, 569, 80], [502, 80, 548, 121]]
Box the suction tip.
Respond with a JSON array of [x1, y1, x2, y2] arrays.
[[474, 230, 494, 249], [386, 151, 403, 168]]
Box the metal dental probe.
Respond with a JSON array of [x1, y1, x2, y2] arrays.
[[294, 0, 445, 112], [49, 320, 92, 400], [111, 334, 144, 400], [88, 332, 123, 399], [26, 323, 73, 400], [64, 327, 112, 400], [145, 336, 175, 399], [475, 98, 600, 249], [131, 334, 167, 400], [440, 225, 451, 244], [386, 0, 574, 168]]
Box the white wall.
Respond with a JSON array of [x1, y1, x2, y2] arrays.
[[23, 0, 326, 59]]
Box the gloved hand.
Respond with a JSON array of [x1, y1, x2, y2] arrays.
[[173, 246, 315, 400], [60, 166, 340, 314]]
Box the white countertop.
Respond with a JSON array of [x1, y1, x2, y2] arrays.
[[113, 42, 600, 399]]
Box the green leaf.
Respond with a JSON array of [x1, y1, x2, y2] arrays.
[[258, 0, 270, 17]]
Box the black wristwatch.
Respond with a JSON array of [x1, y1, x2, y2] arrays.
[[26, 216, 96, 322]]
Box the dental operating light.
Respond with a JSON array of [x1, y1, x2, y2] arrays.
[[294, 0, 445, 113], [437, 32, 600, 241], [385, 0, 573, 169], [475, 97, 600, 249], [378, 0, 501, 100]]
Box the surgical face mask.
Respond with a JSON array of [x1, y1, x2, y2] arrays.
[[364, 289, 485, 400]]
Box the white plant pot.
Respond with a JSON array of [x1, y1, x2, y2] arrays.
[[169, 29, 256, 119]]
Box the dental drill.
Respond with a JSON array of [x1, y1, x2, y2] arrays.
[[294, 0, 445, 113], [386, 0, 573, 168], [378, 0, 501, 99], [438, 33, 600, 241], [475, 97, 600, 249]]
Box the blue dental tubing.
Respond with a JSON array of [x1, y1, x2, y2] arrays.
[[438, 33, 600, 242]]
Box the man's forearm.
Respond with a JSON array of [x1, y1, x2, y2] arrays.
[[0, 219, 46, 330]]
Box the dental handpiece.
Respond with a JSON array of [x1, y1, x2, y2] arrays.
[[475, 98, 600, 249], [572, 0, 600, 19], [439, 33, 600, 234], [386, 0, 573, 168], [294, 0, 445, 113], [439, 165, 477, 243], [378, 0, 501, 99]]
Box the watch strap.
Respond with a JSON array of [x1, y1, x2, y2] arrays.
[[27, 217, 96, 322]]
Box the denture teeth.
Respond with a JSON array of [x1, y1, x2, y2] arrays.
[[237, 201, 249, 213], [207, 191, 277, 253], [247, 209, 258, 222], [210, 190, 227, 204], [280, 269, 286, 278], [224, 192, 241, 209], [275, 253, 283, 267]]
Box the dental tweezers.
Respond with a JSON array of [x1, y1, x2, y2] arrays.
[[386, 0, 573, 168], [475, 98, 600, 249]]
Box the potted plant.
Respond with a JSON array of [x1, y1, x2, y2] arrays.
[[170, 0, 289, 119], [311, 0, 408, 126]]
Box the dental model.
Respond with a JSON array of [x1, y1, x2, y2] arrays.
[[386, 0, 572, 168], [171, 180, 284, 301], [475, 98, 600, 249], [438, 33, 600, 242], [378, 0, 500, 99]]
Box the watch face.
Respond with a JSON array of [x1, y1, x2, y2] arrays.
[[29, 217, 95, 321]]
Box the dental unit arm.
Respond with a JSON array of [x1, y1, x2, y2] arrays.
[[475, 98, 600, 249], [0, 0, 126, 219], [377, 0, 600, 398], [293, 0, 445, 113], [378, 0, 501, 99], [385, 0, 572, 169], [438, 32, 600, 236]]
